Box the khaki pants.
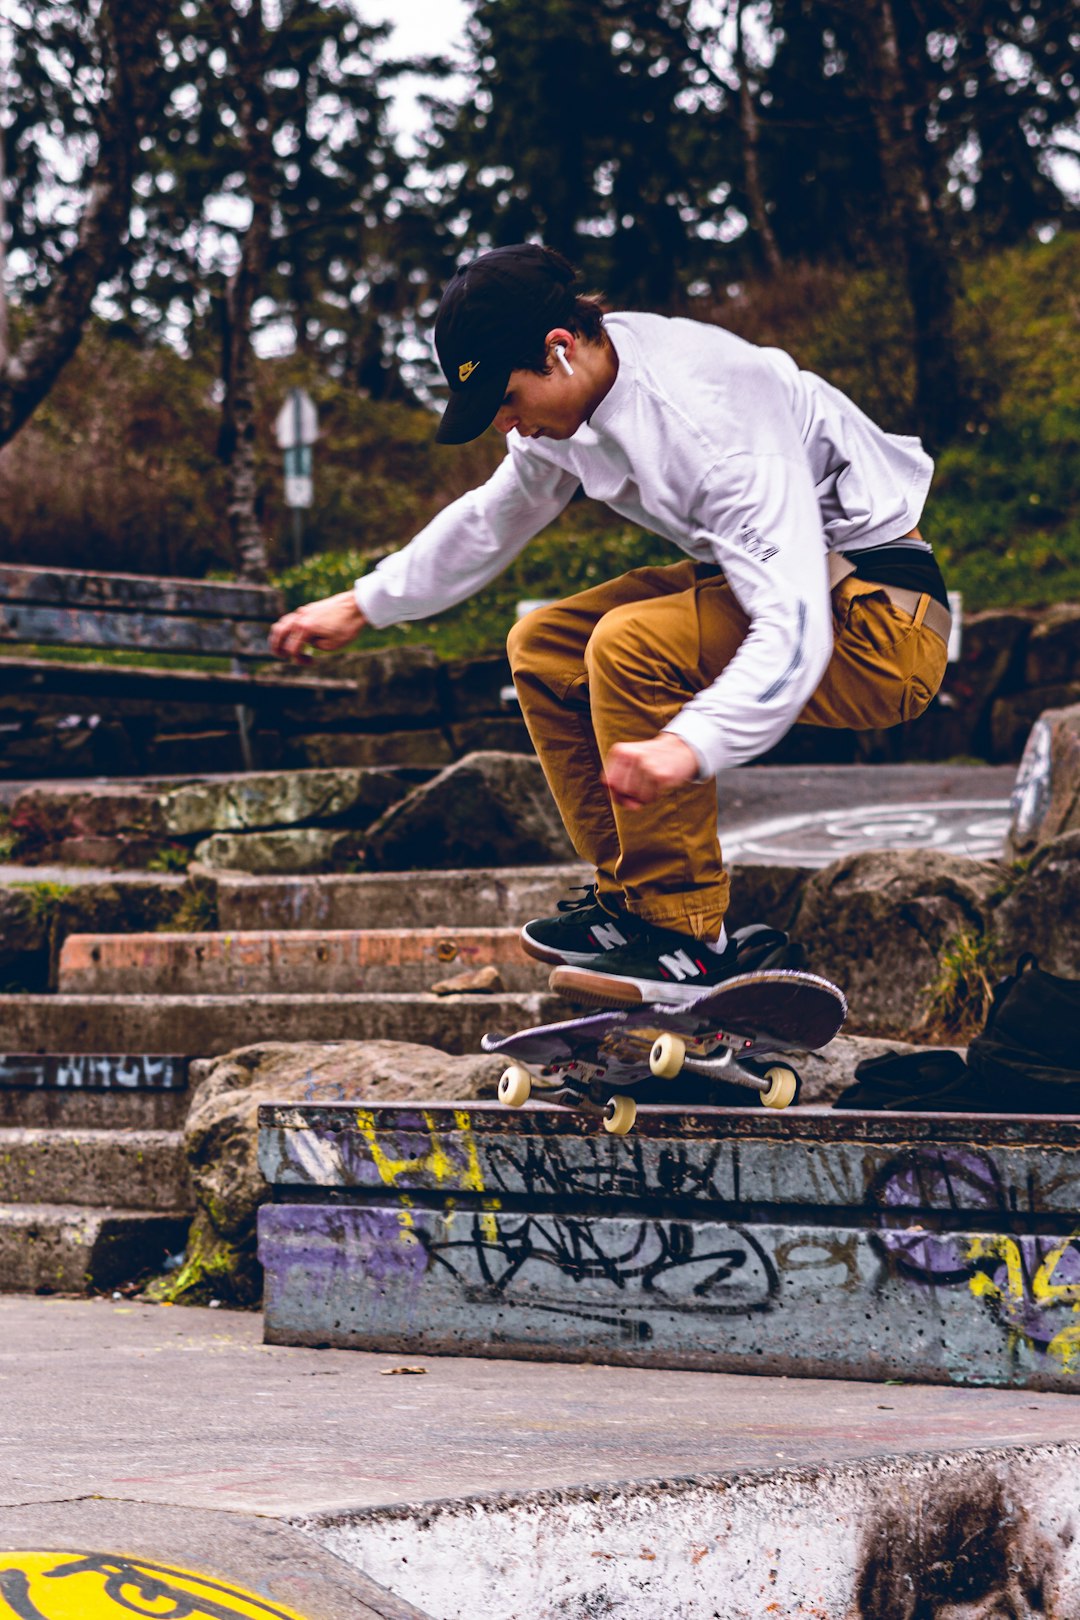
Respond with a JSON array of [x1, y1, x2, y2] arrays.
[[507, 558, 948, 939]]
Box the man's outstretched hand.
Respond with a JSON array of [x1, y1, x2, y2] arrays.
[[269, 590, 366, 664], [603, 733, 700, 810]]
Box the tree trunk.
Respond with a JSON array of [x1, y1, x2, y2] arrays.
[[215, 1, 273, 584], [0, 0, 168, 446], [855, 0, 964, 447], [734, 3, 782, 277], [0, 105, 9, 369]]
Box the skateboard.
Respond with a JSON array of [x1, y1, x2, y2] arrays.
[[482, 969, 847, 1136]]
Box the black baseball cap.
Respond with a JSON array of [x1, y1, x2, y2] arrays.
[[433, 244, 579, 444]]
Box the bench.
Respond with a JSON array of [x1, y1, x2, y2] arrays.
[[0, 564, 357, 770]]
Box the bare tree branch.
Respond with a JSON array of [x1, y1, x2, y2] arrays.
[[0, 0, 169, 447]]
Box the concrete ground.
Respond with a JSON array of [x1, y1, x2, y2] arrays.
[[3, 1295, 1079, 1618]]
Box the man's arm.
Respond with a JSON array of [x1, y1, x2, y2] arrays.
[[270, 442, 579, 661]]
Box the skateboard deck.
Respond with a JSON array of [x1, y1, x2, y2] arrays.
[[482, 969, 846, 1135]]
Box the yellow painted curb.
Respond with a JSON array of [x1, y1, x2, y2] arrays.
[[0, 1551, 311, 1619]]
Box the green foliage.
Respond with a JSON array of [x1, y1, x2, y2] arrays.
[[13, 881, 74, 923]]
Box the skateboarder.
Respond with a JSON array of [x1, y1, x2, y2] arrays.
[[270, 243, 951, 1008]]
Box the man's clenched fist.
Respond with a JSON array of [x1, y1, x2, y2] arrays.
[[603, 732, 700, 810]]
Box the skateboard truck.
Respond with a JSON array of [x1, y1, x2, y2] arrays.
[[648, 1032, 798, 1109], [496, 1030, 798, 1137]]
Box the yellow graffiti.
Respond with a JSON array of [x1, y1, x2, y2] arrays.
[[354, 1108, 500, 1242], [965, 1228, 1080, 1370], [0, 1551, 311, 1619]]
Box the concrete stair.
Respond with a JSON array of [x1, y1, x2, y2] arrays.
[[0, 850, 584, 1291], [57, 927, 551, 995], [0, 1051, 194, 1292]]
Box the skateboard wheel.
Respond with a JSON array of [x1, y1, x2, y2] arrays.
[[649, 1033, 686, 1079], [761, 1066, 798, 1109], [602, 1094, 637, 1136], [498, 1064, 532, 1108]]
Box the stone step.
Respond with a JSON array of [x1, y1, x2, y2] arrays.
[[0, 1128, 191, 1209], [0, 991, 559, 1058], [259, 1100, 1080, 1392], [6, 766, 427, 844], [210, 864, 591, 932], [0, 1204, 191, 1292], [58, 928, 549, 995], [0, 1054, 189, 1128]]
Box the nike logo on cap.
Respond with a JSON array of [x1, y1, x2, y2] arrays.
[[458, 360, 480, 382]]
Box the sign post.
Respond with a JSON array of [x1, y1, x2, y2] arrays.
[[274, 388, 318, 566]]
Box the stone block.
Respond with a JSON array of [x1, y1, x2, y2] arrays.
[[446, 655, 514, 719], [289, 730, 453, 770], [994, 831, 1080, 976], [157, 766, 406, 837], [1006, 703, 1080, 859], [365, 751, 575, 870], [299, 644, 445, 723], [1024, 603, 1080, 687], [991, 684, 1080, 762], [192, 828, 363, 875], [181, 1039, 510, 1302], [450, 717, 534, 756]]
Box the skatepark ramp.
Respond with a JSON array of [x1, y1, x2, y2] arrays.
[[295, 1442, 1080, 1619], [259, 1101, 1080, 1391]]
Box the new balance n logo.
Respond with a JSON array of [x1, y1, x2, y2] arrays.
[[590, 922, 628, 951], [658, 949, 702, 981]]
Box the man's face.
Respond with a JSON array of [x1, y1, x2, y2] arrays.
[[491, 363, 586, 442]]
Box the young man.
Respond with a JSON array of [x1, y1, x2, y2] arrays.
[[270, 243, 950, 1007]]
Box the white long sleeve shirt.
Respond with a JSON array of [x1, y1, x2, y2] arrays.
[[354, 312, 934, 776]]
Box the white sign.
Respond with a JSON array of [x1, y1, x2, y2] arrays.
[[284, 474, 313, 509], [275, 388, 318, 449]]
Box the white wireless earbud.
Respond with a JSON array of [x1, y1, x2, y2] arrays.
[[554, 343, 575, 377]]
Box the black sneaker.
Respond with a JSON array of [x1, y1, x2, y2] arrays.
[[520, 885, 647, 967], [548, 921, 805, 1007]]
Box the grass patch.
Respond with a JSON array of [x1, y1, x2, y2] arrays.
[[921, 927, 1004, 1040], [160, 883, 218, 933]]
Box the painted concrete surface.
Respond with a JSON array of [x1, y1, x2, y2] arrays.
[[8, 1298, 1080, 1618], [306, 1444, 1080, 1620], [259, 1104, 1080, 1390]]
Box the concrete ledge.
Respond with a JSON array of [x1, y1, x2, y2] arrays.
[[259, 1103, 1080, 1390], [297, 1442, 1080, 1620]]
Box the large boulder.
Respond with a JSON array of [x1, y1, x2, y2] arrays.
[[167, 1039, 505, 1304], [993, 831, 1080, 977], [158, 766, 408, 837], [790, 849, 1005, 1038], [364, 750, 575, 869], [1005, 703, 1080, 860]]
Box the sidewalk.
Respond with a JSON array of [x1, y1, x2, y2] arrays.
[[3, 1295, 1079, 1618]]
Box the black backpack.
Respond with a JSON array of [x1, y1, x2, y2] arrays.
[[836, 956, 1080, 1113], [966, 954, 1080, 1109]]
